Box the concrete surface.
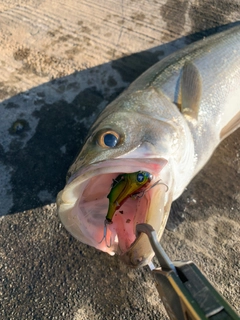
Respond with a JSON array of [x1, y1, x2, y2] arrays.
[[0, 0, 239, 319]]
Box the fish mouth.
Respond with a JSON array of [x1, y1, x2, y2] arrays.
[[57, 158, 171, 267]]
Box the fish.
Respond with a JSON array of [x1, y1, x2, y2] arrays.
[[57, 26, 240, 267]]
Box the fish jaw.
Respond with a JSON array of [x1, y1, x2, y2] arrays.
[[120, 181, 172, 267], [57, 158, 172, 266]]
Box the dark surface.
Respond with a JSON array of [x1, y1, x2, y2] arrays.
[[1, 1, 239, 319]]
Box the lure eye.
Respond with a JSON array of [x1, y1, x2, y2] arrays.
[[98, 130, 120, 148], [137, 172, 145, 182]]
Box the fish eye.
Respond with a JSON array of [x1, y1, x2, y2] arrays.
[[98, 130, 120, 148], [137, 172, 145, 182]]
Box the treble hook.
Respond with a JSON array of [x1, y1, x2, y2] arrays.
[[98, 219, 112, 248], [148, 179, 169, 192], [131, 179, 169, 199]]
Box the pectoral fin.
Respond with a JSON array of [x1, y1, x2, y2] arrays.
[[220, 111, 240, 140], [180, 62, 202, 119]]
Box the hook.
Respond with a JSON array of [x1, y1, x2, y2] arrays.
[[131, 179, 169, 199], [148, 179, 169, 192], [98, 219, 112, 248]]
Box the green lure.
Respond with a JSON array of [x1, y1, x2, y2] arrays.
[[105, 171, 153, 224]]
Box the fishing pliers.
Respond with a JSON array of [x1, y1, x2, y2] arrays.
[[136, 223, 239, 320]]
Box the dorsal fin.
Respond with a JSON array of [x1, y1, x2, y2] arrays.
[[180, 62, 202, 119]]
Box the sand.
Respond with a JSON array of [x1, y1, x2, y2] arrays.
[[1, 0, 239, 319]]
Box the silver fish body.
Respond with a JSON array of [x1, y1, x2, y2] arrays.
[[57, 26, 240, 267]]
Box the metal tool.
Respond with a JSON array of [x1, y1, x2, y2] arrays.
[[136, 223, 240, 320]]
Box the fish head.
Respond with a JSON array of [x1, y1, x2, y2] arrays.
[[57, 89, 185, 267]]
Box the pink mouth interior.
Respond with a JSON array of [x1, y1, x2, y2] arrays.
[[76, 172, 153, 255]]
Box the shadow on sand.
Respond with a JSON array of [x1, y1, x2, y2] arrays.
[[0, 22, 239, 216]]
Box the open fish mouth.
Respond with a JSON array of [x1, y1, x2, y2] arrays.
[[57, 158, 171, 267]]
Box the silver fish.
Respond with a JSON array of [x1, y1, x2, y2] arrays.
[[57, 26, 240, 267]]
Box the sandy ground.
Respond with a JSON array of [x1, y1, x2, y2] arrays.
[[0, 0, 239, 319]]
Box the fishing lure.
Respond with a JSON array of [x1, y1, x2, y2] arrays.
[[99, 171, 153, 247], [106, 171, 153, 223], [99, 171, 169, 247]]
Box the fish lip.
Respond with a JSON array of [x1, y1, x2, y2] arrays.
[[67, 156, 167, 183], [57, 157, 170, 264], [119, 181, 170, 268]]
